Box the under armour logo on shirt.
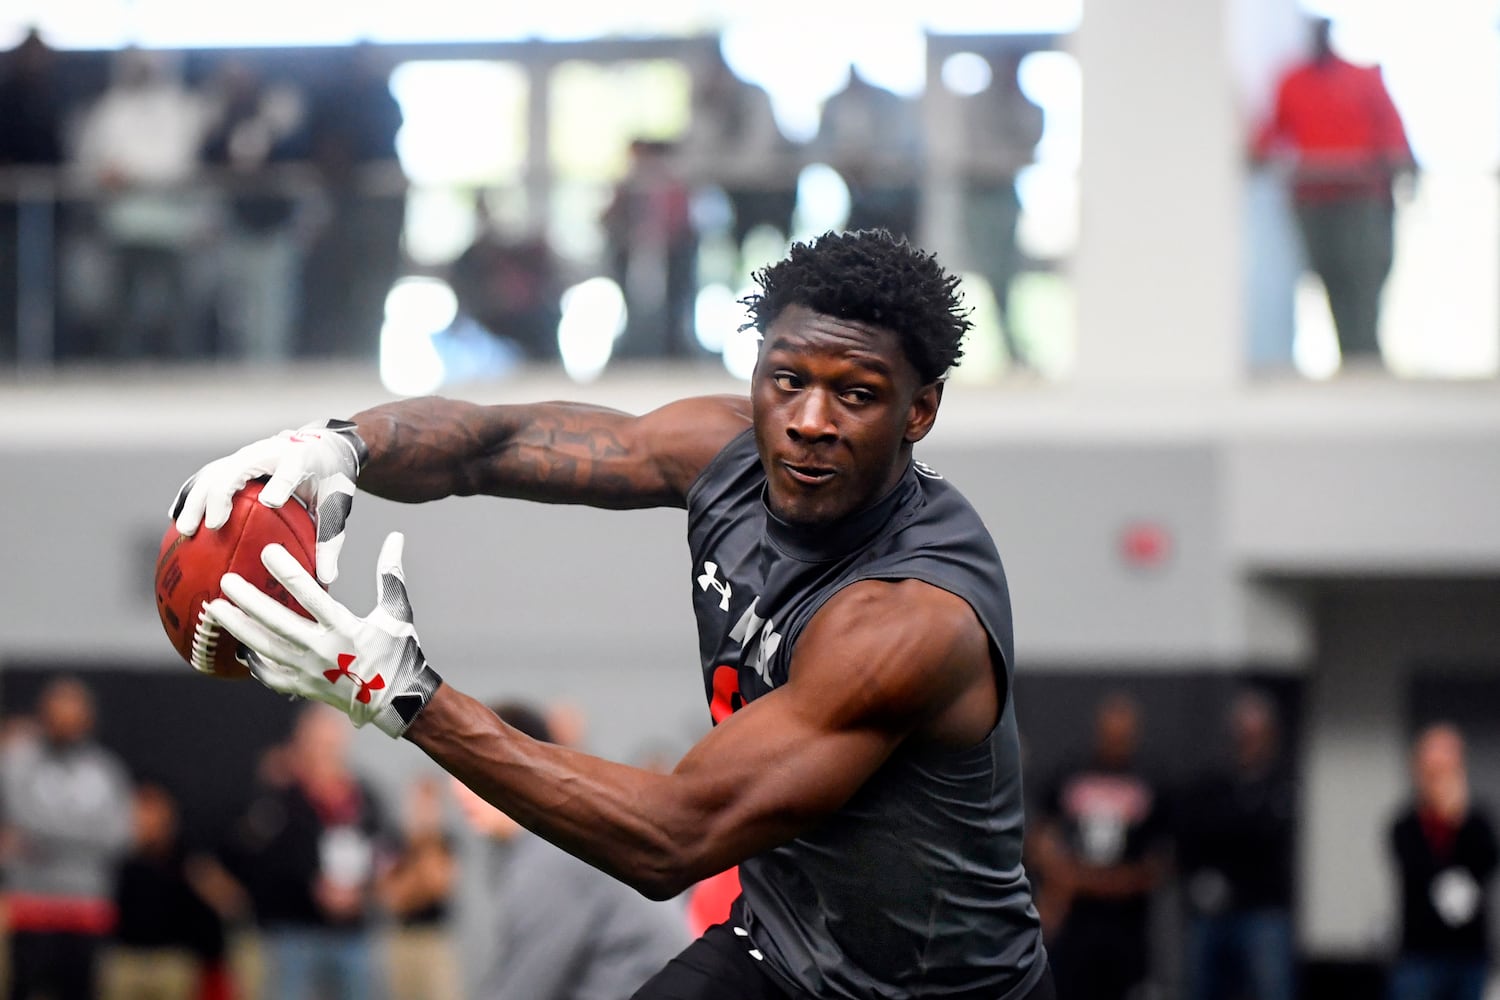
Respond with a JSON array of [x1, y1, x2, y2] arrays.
[[697, 562, 732, 611]]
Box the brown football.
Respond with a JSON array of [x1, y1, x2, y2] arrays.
[[154, 479, 320, 679]]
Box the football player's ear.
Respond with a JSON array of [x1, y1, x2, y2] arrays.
[[904, 382, 942, 444]]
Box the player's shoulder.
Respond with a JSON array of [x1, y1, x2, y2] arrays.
[[907, 457, 984, 515], [802, 580, 987, 679], [678, 402, 759, 508], [817, 576, 975, 628], [640, 395, 752, 501], [653, 394, 752, 432], [896, 463, 1006, 564]]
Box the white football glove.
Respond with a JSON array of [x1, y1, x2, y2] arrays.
[[206, 532, 443, 739], [170, 419, 368, 584]]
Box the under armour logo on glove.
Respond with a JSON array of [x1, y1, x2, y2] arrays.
[[323, 653, 386, 704], [207, 532, 443, 738]]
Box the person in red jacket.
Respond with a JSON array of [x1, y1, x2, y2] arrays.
[[1253, 17, 1415, 369]]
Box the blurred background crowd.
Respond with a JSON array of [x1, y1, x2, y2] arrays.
[[0, 0, 1494, 385], [0, 676, 700, 1000], [0, 674, 1491, 1000], [0, 24, 1045, 384]]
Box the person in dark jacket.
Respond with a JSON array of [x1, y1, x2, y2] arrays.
[[1177, 689, 1298, 1000], [229, 705, 392, 1000], [108, 782, 239, 1000], [1388, 723, 1497, 1000]]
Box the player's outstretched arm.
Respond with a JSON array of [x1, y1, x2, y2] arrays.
[[406, 579, 998, 899], [351, 394, 752, 510], [171, 394, 749, 583]]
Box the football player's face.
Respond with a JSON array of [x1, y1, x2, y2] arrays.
[[751, 305, 940, 527]]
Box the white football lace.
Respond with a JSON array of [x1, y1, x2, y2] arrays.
[[190, 608, 221, 674]]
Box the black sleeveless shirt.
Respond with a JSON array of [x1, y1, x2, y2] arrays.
[[685, 429, 1045, 1000]]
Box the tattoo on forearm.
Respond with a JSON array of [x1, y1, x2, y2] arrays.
[[357, 399, 675, 508], [503, 417, 646, 504]]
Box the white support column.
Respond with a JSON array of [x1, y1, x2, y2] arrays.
[[1072, 0, 1246, 385], [524, 51, 553, 235]]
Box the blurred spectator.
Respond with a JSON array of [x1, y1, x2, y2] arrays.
[[813, 66, 923, 241], [1387, 724, 1497, 1000], [72, 47, 215, 360], [200, 58, 309, 362], [601, 138, 699, 360], [0, 677, 133, 1000], [1176, 689, 1298, 1000], [1033, 692, 1168, 1000], [955, 51, 1044, 373], [0, 27, 65, 363], [1252, 17, 1415, 371], [105, 782, 242, 1000], [446, 195, 563, 365], [545, 701, 589, 752], [0, 29, 62, 168], [228, 705, 391, 1000], [677, 45, 799, 268], [452, 701, 690, 1000], [377, 777, 461, 1000], [298, 43, 405, 360]]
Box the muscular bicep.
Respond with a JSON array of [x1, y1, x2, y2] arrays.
[[355, 394, 750, 508], [666, 581, 991, 874]]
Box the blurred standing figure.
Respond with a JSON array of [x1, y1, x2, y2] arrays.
[[1387, 724, 1497, 1000], [201, 58, 309, 362], [446, 196, 563, 365], [298, 44, 405, 360], [1253, 17, 1414, 370], [601, 139, 698, 360], [677, 46, 799, 265], [955, 51, 1044, 373], [1034, 693, 1167, 1000], [452, 702, 690, 1000], [377, 777, 461, 1000], [230, 705, 390, 1000], [1176, 690, 1298, 1000], [72, 47, 213, 360], [0, 28, 65, 363], [105, 783, 240, 1000], [0, 678, 134, 1000], [813, 66, 923, 241], [0, 29, 62, 167]]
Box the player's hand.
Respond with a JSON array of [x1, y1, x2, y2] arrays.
[[170, 419, 369, 584], [206, 532, 443, 739]]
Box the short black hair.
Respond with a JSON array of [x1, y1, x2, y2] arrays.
[[490, 701, 554, 744], [741, 229, 970, 384]]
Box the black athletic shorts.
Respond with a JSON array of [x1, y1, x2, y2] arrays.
[[629, 899, 1057, 1000]]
